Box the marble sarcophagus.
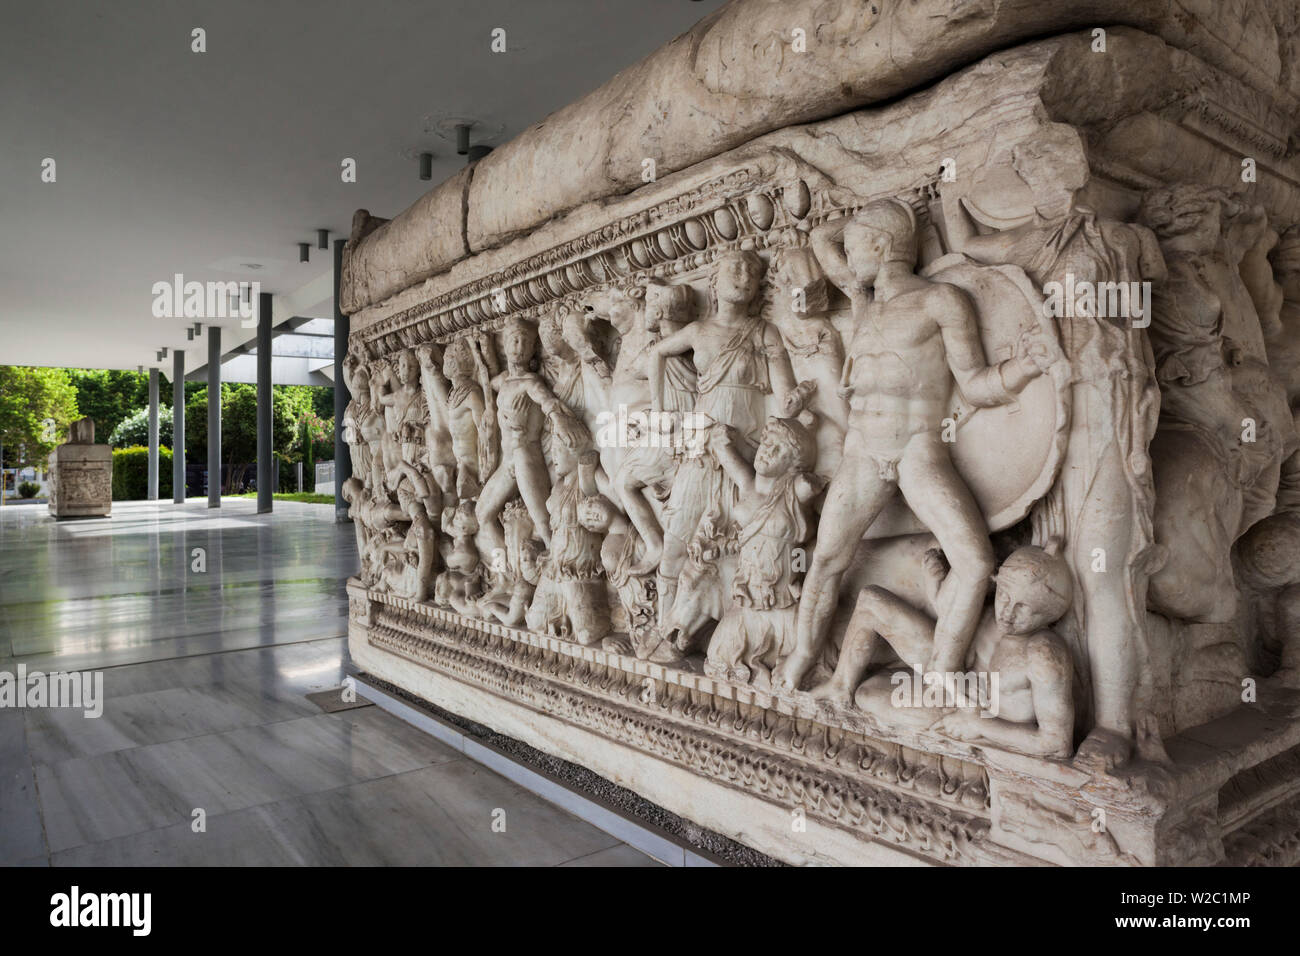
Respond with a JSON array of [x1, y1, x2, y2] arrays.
[[340, 0, 1300, 865], [48, 417, 111, 519]]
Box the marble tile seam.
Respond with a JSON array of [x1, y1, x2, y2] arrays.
[[24, 713, 55, 862], [0, 612, 349, 651], [0, 631, 348, 674], [44, 757, 631, 867], [32, 715, 473, 859], [0, 577, 352, 611], [551, 844, 658, 868], [24, 695, 388, 775], [36, 757, 474, 864]]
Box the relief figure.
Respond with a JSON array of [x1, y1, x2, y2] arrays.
[[775, 199, 1049, 694]]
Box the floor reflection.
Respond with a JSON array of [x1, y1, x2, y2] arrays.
[[0, 499, 655, 866]]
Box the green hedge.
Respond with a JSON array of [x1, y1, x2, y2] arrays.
[[112, 446, 173, 500]]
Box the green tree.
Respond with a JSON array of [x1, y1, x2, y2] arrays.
[[296, 411, 333, 488], [185, 384, 301, 492], [104, 374, 208, 450], [276, 385, 316, 424], [0, 366, 80, 470], [64, 369, 149, 441], [311, 387, 334, 419]]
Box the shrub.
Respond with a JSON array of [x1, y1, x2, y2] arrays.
[[111, 446, 173, 500], [17, 481, 39, 498], [108, 407, 173, 448]]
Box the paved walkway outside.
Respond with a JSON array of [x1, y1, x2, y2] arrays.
[[0, 498, 656, 866]]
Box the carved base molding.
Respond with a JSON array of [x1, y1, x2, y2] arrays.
[[348, 582, 1300, 866]]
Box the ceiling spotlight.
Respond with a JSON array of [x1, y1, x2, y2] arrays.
[[317, 229, 329, 249], [455, 123, 471, 156], [419, 152, 433, 180], [467, 144, 492, 164], [299, 242, 310, 263]]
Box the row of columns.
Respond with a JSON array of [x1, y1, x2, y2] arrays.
[[142, 258, 350, 523]]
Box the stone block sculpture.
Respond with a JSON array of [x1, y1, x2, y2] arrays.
[[48, 417, 111, 518], [337, 0, 1300, 866]]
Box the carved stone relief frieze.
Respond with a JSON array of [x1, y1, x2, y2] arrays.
[[338, 7, 1300, 865]]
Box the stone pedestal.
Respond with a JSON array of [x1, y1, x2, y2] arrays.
[[48, 418, 111, 518], [337, 1, 1300, 865]]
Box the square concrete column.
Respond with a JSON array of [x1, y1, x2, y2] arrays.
[[147, 368, 159, 500], [257, 292, 272, 514], [172, 350, 185, 504], [207, 326, 221, 508], [333, 238, 352, 523]]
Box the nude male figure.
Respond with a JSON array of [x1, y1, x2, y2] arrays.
[[773, 199, 1050, 692], [472, 318, 587, 557]]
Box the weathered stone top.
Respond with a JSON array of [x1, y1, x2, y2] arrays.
[[69, 417, 95, 444], [341, 0, 1300, 314]]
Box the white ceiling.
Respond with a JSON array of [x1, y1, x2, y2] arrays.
[[0, 0, 725, 374]]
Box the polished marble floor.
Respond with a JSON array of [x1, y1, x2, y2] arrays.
[[0, 499, 657, 866]]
